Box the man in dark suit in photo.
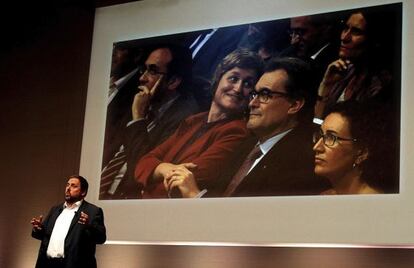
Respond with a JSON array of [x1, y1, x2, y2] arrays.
[[164, 57, 329, 197], [219, 57, 329, 197], [100, 44, 201, 199], [279, 14, 339, 84], [31, 175, 106, 268], [103, 43, 143, 168]]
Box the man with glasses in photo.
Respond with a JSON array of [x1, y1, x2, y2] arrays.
[[165, 57, 329, 197], [279, 14, 339, 87], [100, 44, 200, 199]]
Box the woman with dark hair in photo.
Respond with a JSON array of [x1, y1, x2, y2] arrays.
[[134, 49, 263, 198], [313, 100, 398, 194], [314, 5, 400, 119]]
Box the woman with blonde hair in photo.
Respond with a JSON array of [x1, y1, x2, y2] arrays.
[[135, 49, 264, 198]]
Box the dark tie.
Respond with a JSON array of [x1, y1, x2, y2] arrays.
[[222, 145, 263, 197], [100, 148, 127, 198]]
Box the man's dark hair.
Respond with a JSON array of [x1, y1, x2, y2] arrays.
[[147, 43, 193, 94], [264, 57, 317, 124], [69, 175, 89, 195], [112, 42, 144, 76]]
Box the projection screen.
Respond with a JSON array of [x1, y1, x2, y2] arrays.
[[80, 0, 414, 247]]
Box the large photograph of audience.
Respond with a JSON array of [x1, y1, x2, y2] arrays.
[[99, 3, 401, 200]]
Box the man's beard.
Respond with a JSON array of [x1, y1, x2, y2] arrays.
[[65, 193, 80, 203]]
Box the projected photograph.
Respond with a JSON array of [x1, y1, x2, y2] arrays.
[[99, 3, 401, 200]]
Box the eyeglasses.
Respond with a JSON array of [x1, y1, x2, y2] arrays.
[[249, 89, 289, 104], [138, 64, 168, 77], [313, 130, 357, 147]]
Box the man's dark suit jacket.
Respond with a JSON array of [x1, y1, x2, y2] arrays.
[[278, 43, 339, 87], [32, 200, 106, 268], [214, 125, 330, 197]]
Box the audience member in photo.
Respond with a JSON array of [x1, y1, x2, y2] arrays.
[[109, 43, 143, 100], [278, 13, 339, 82], [163, 57, 330, 198], [134, 49, 263, 198], [100, 44, 201, 199], [314, 7, 399, 119], [103, 43, 143, 167], [313, 101, 398, 194]]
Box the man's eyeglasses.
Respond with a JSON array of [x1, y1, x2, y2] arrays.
[[138, 64, 168, 77], [313, 130, 357, 147], [249, 89, 289, 104]]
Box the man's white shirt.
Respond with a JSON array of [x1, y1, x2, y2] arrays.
[[46, 200, 82, 258]]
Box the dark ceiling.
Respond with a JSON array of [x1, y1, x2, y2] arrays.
[[0, 0, 141, 53]]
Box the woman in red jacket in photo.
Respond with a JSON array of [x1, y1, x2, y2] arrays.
[[135, 49, 263, 198]]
